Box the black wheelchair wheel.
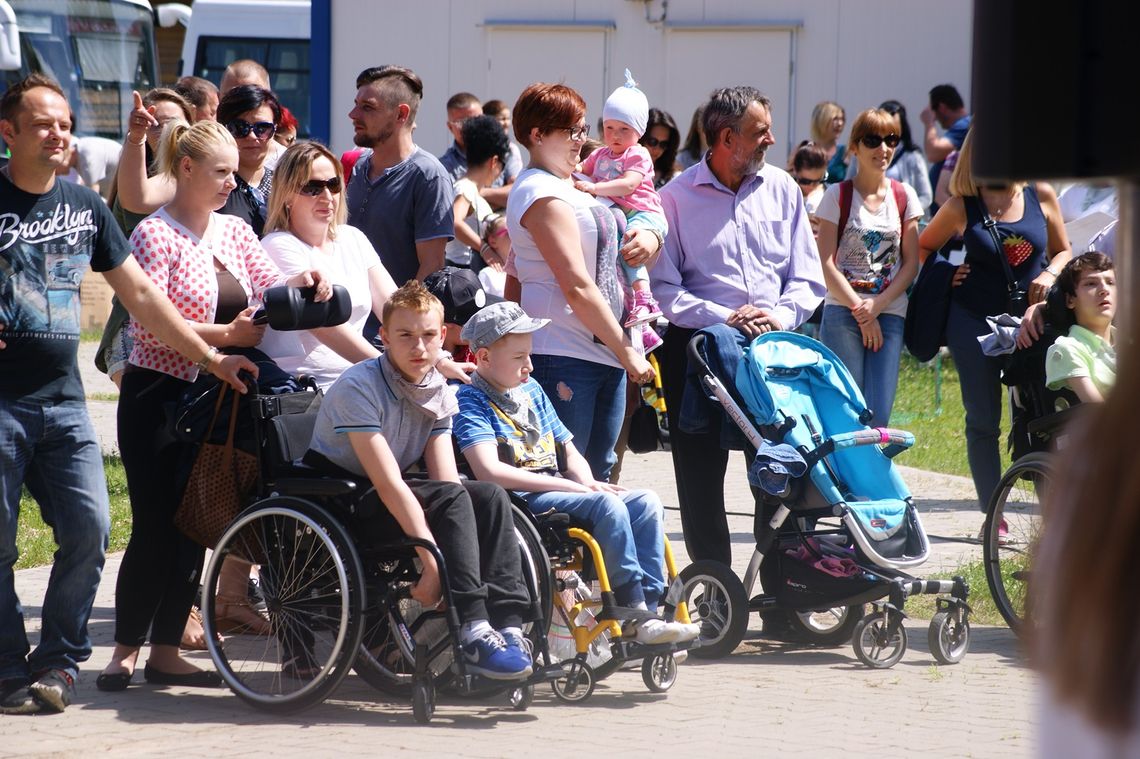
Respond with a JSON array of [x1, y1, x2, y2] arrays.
[[203, 497, 365, 713], [353, 506, 552, 697], [983, 452, 1051, 636]]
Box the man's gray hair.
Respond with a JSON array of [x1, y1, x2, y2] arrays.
[[702, 86, 771, 147]]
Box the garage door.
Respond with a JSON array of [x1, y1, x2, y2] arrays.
[[664, 26, 796, 162]]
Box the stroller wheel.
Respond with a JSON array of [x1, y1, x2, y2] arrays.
[[928, 610, 970, 665], [852, 612, 907, 669], [641, 653, 678, 693], [786, 604, 864, 647], [678, 560, 748, 659]]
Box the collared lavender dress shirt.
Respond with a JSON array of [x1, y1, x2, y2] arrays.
[[651, 157, 826, 331]]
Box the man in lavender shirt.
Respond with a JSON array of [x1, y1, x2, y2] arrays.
[[651, 85, 825, 568]]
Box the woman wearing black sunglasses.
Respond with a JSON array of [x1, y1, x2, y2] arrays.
[[217, 85, 282, 237], [259, 140, 399, 389], [640, 107, 680, 189], [815, 108, 923, 429]]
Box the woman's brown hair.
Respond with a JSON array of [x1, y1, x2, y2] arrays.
[[511, 83, 586, 148]]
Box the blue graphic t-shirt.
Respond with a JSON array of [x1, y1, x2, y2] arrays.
[[454, 379, 572, 473], [0, 172, 130, 401]]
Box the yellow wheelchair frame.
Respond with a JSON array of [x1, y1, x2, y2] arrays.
[[544, 524, 694, 702]]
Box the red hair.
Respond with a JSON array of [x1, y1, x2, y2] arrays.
[[278, 106, 298, 131], [512, 83, 586, 148]]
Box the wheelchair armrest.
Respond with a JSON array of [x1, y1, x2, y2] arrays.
[[270, 477, 358, 497]]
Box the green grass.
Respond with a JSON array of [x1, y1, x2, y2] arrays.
[[902, 555, 1006, 626], [14, 455, 131, 570], [890, 352, 1012, 478]]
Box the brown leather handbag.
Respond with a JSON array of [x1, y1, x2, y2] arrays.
[[174, 385, 259, 547]]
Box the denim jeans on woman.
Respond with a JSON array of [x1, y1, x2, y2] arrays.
[[531, 354, 626, 482], [523, 488, 666, 607], [945, 301, 1006, 512], [820, 305, 905, 429], [0, 398, 109, 682]]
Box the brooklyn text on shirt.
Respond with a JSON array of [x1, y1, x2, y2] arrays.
[[0, 204, 97, 252]]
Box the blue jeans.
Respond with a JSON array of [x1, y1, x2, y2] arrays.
[[945, 301, 1006, 511], [820, 305, 905, 428], [0, 398, 109, 682], [523, 488, 665, 607], [531, 354, 626, 482]]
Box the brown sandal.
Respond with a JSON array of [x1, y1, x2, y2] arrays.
[[180, 606, 220, 651], [213, 595, 272, 636]]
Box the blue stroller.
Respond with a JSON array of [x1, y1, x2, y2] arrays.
[[676, 332, 971, 668]]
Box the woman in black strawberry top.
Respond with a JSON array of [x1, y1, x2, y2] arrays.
[[918, 127, 1071, 517]]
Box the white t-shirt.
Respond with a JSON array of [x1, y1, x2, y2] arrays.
[[816, 180, 922, 318], [259, 225, 381, 389], [507, 168, 624, 368], [804, 185, 825, 216], [444, 177, 493, 266]]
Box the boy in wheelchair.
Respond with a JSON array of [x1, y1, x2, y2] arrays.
[[303, 282, 534, 680], [1043, 252, 1116, 403], [453, 302, 699, 645]]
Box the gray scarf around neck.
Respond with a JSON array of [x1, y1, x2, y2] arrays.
[[471, 372, 543, 447], [379, 353, 457, 421]]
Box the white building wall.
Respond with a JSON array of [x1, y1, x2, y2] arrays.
[[327, 0, 972, 161]]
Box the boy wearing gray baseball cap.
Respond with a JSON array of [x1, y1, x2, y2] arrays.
[[454, 302, 698, 644]]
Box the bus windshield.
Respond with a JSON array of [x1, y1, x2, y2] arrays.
[[5, 0, 158, 140]]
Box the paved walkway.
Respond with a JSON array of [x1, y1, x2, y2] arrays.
[[1, 348, 1034, 757]]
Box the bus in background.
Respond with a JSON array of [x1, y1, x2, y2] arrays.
[[161, 0, 310, 137], [0, 0, 159, 141]]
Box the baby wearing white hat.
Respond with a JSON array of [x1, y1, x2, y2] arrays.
[[574, 69, 669, 353]]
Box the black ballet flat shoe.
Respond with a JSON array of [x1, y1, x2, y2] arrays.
[[143, 663, 223, 688], [95, 671, 133, 692]]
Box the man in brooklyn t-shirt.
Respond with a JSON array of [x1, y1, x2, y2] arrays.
[[0, 75, 253, 715]]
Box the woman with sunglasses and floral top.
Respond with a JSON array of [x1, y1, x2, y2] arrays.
[[259, 141, 399, 389], [216, 84, 281, 237], [816, 108, 923, 428]]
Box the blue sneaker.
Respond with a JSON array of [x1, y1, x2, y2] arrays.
[[461, 630, 533, 680], [501, 629, 534, 661]]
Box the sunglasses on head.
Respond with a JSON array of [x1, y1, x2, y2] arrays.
[[859, 133, 900, 149], [226, 119, 277, 139], [641, 136, 668, 148], [298, 177, 342, 196]]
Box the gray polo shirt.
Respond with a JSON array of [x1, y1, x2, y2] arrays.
[[307, 355, 452, 477], [347, 146, 455, 286]]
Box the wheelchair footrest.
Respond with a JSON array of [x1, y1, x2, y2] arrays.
[[596, 604, 659, 624]]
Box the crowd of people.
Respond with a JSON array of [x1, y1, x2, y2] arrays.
[[0, 56, 1124, 744]]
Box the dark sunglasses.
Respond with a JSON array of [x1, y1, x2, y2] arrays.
[[226, 119, 277, 139], [298, 177, 342, 196], [859, 133, 900, 149], [641, 136, 668, 148], [795, 174, 827, 186]]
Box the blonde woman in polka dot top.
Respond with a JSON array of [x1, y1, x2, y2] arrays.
[[98, 119, 328, 692]]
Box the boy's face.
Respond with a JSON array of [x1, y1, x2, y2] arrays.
[[476, 333, 533, 391], [603, 119, 639, 154], [380, 306, 446, 382], [1067, 268, 1116, 328]]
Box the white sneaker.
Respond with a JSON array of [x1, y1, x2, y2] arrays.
[[627, 617, 678, 644], [669, 621, 701, 643]]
